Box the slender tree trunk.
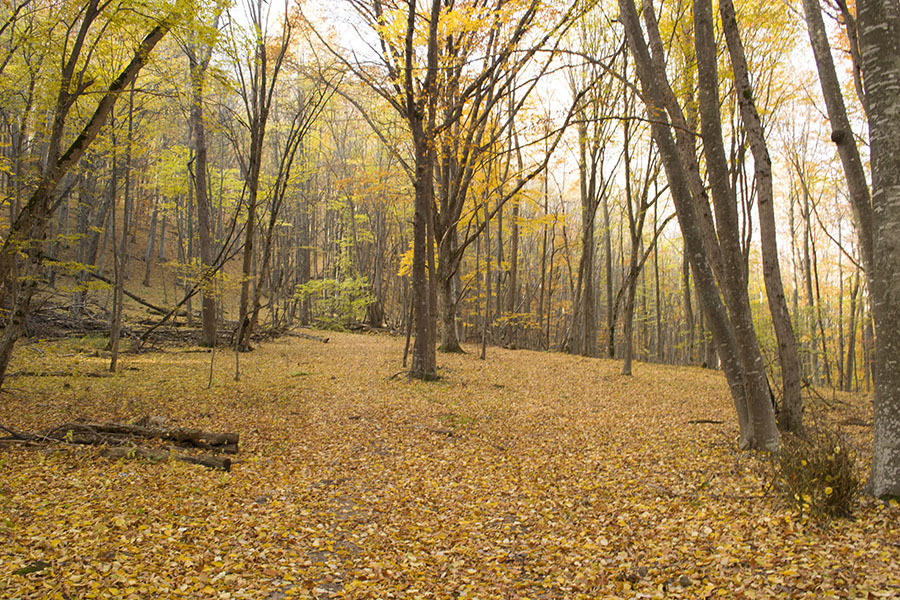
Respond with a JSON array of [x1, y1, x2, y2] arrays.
[[621, 96, 637, 376], [143, 195, 158, 286], [539, 146, 549, 349], [802, 0, 874, 275], [620, 0, 779, 450], [158, 212, 167, 261], [481, 202, 491, 360], [694, 0, 779, 449], [111, 88, 136, 372], [720, 0, 803, 432], [845, 266, 861, 392], [495, 195, 504, 328], [506, 196, 519, 348], [437, 221, 463, 353], [575, 119, 598, 358], [603, 187, 614, 357], [654, 201, 662, 361], [811, 233, 832, 386], [621, 258, 639, 375], [189, 44, 217, 347], [682, 249, 694, 364]]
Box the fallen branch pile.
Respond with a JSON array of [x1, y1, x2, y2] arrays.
[[0, 417, 238, 470]]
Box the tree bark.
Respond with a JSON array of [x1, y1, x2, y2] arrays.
[[857, 0, 900, 498], [845, 267, 861, 392], [188, 37, 218, 347], [407, 0, 441, 380], [142, 195, 158, 287], [692, 0, 780, 449], [620, 0, 779, 450], [720, 0, 803, 433]]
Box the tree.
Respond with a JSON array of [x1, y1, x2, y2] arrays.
[[618, 0, 779, 450], [226, 0, 294, 353], [565, 10, 622, 358], [800, 0, 900, 497], [0, 5, 177, 388], [855, 0, 900, 498], [184, 4, 224, 347], [719, 0, 803, 433]]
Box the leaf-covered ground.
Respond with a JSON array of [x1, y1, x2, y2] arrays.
[[1, 331, 898, 599]]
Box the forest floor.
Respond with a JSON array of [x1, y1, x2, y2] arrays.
[[0, 330, 898, 599]]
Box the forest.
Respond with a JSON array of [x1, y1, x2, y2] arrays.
[[1, 0, 899, 597]]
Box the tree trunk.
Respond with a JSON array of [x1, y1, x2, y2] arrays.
[[409, 133, 437, 379], [142, 195, 158, 287], [693, 0, 779, 448], [621, 255, 639, 375], [857, 0, 900, 498], [506, 197, 519, 348], [620, 0, 779, 450], [720, 0, 803, 433], [481, 201, 491, 360], [437, 221, 462, 353], [603, 186, 614, 357], [575, 119, 598, 358], [682, 248, 694, 364], [189, 43, 217, 347], [621, 95, 637, 376], [802, 0, 874, 275], [844, 266, 860, 393], [110, 87, 136, 373]]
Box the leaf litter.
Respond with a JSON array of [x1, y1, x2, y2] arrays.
[[1, 331, 898, 599]]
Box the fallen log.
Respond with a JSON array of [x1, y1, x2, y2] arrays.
[[1, 421, 237, 470], [46, 422, 238, 453], [6, 370, 113, 378], [101, 446, 231, 471], [285, 330, 329, 343]]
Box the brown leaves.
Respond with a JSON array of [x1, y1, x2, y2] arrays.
[[1, 332, 899, 598]]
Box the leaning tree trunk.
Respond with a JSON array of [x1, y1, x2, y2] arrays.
[[720, 0, 803, 433], [620, 0, 779, 450], [693, 0, 780, 449], [802, 0, 874, 275]]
